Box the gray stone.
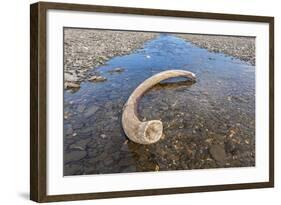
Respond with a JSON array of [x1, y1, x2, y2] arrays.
[[69, 138, 91, 150], [77, 104, 86, 113], [104, 157, 114, 166], [108, 67, 124, 74], [72, 122, 84, 129], [119, 158, 135, 167], [79, 126, 93, 136], [121, 144, 129, 152], [84, 105, 99, 118], [64, 163, 83, 176], [94, 152, 107, 162], [225, 140, 236, 153], [121, 165, 137, 173], [65, 124, 73, 135], [209, 144, 226, 162], [88, 75, 107, 82], [65, 73, 79, 82], [64, 82, 80, 89], [121, 141, 129, 152], [64, 150, 87, 163]]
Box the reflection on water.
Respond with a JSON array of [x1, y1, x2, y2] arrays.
[[63, 34, 255, 176]]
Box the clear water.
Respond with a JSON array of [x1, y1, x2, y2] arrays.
[[63, 34, 255, 175]]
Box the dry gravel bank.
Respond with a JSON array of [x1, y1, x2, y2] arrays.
[[64, 28, 158, 85], [176, 34, 255, 65]]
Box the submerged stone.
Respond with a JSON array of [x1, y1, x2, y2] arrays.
[[209, 144, 226, 163]]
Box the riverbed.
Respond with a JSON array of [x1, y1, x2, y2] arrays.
[[63, 34, 255, 176]]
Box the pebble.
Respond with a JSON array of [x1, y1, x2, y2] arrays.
[[100, 134, 107, 139], [65, 73, 79, 82], [209, 144, 226, 163], [65, 125, 73, 135], [121, 165, 137, 173], [64, 82, 80, 89], [121, 143, 129, 152], [88, 75, 107, 82], [64, 163, 83, 176], [225, 140, 236, 153], [69, 138, 90, 150], [245, 139, 250, 144], [104, 157, 114, 166], [77, 104, 86, 113], [64, 150, 87, 163], [84, 105, 99, 118], [108, 67, 124, 74]]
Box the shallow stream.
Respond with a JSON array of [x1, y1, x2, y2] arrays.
[[64, 34, 255, 175]]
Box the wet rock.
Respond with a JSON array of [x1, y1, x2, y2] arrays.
[[225, 140, 236, 153], [65, 124, 73, 135], [65, 138, 75, 145], [121, 143, 129, 152], [119, 158, 135, 167], [64, 150, 87, 163], [185, 146, 195, 159], [209, 144, 226, 163], [72, 122, 84, 129], [104, 157, 114, 166], [108, 67, 124, 74], [88, 75, 107, 82], [95, 152, 108, 161], [215, 135, 225, 142], [69, 138, 91, 150], [87, 148, 98, 157], [64, 82, 80, 89], [77, 104, 86, 113], [88, 153, 107, 165], [170, 154, 180, 161], [84, 105, 99, 117], [78, 127, 93, 137], [121, 165, 137, 173], [64, 163, 83, 176]]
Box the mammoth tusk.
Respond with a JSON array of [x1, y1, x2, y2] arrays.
[[122, 70, 196, 145]]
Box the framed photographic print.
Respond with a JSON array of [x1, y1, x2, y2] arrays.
[[30, 1, 274, 202]]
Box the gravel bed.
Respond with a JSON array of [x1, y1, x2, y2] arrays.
[[176, 34, 255, 65], [64, 28, 158, 84]]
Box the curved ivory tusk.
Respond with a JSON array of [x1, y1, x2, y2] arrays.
[[122, 70, 196, 144]]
